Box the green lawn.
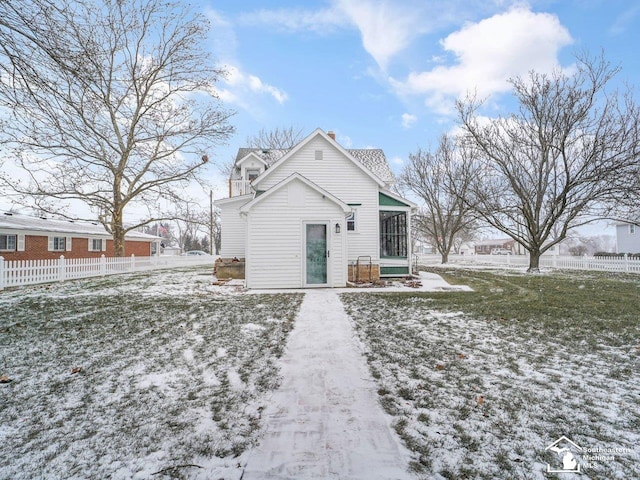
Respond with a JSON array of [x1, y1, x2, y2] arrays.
[[341, 268, 640, 480]]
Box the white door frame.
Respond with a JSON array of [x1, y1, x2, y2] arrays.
[[302, 221, 331, 288]]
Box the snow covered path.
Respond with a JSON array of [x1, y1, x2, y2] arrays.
[[242, 290, 413, 480]]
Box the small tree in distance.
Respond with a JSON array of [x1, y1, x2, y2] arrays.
[[399, 134, 479, 264], [458, 53, 640, 272]]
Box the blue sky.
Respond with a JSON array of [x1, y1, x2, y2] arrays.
[[202, 0, 640, 191]]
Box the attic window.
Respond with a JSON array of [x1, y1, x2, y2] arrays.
[[315, 150, 323, 161]]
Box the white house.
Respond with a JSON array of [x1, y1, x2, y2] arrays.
[[215, 128, 416, 289], [616, 221, 640, 253]]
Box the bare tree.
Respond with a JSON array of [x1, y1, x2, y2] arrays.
[[399, 134, 479, 263], [458, 53, 640, 272], [220, 126, 306, 180], [246, 126, 305, 149], [0, 0, 234, 256], [165, 199, 210, 252]]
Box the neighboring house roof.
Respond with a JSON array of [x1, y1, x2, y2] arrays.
[[240, 173, 351, 214], [232, 130, 396, 185], [0, 212, 160, 240], [474, 238, 514, 246]]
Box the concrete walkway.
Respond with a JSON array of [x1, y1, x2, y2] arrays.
[[242, 290, 413, 480]]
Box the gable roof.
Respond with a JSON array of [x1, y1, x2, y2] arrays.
[[232, 129, 395, 184], [0, 212, 160, 240], [240, 173, 351, 214], [236, 152, 268, 168]]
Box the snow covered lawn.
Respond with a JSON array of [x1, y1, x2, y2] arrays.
[[0, 267, 303, 479], [341, 268, 640, 480]]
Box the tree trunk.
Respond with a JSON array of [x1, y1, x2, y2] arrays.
[[112, 208, 126, 257], [441, 251, 449, 264], [528, 249, 541, 273]]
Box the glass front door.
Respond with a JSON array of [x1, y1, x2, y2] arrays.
[[305, 224, 327, 285]]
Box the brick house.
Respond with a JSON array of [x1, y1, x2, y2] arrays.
[[0, 212, 161, 261], [474, 238, 516, 255]]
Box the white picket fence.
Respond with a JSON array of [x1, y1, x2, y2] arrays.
[[0, 254, 215, 290], [415, 253, 640, 273]]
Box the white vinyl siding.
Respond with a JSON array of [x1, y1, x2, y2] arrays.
[[256, 136, 380, 263], [246, 179, 346, 289], [616, 223, 640, 253], [217, 198, 249, 258]]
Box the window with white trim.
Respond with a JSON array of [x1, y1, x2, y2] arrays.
[[89, 238, 103, 251], [52, 237, 66, 251], [346, 211, 356, 232], [0, 234, 17, 251], [246, 168, 260, 182], [630, 224, 636, 235]]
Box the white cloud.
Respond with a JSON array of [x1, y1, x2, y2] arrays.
[[391, 7, 573, 112], [212, 65, 288, 109], [609, 4, 640, 35], [239, 7, 348, 34], [202, 10, 289, 110], [247, 75, 288, 104], [239, 0, 467, 70], [333, 0, 431, 69], [391, 156, 404, 165], [401, 113, 417, 128]]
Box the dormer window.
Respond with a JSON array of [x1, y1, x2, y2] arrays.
[[246, 169, 260, 182]]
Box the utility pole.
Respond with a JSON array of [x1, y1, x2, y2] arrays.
[[209, 189, 214, 255]]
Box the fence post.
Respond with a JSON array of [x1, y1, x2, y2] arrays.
[[131, 254, 135, 272], [0, 256, 4, 291], [624, 253, 629, 272], [100, 254, 106, 276], [552, 255, 557, 268], [58, 255, 66, 282]]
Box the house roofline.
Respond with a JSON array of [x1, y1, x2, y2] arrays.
[[379, 188, 418, 208], [251, 128, 385, 189], [235, 152, 268, 169], [214, 194, 254, 206], [240, 173, 351, 214]]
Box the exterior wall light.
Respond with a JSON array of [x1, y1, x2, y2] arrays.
[[335, 223, 341, 234]]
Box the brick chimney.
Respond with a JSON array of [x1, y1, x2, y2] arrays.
[[327, 130, 336, 140]]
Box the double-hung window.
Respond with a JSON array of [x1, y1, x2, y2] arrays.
[[0, 234, 17, 251], [52, 237, 66, 251], [89, 238, 104, 252], [346, 211, 356, 232]]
